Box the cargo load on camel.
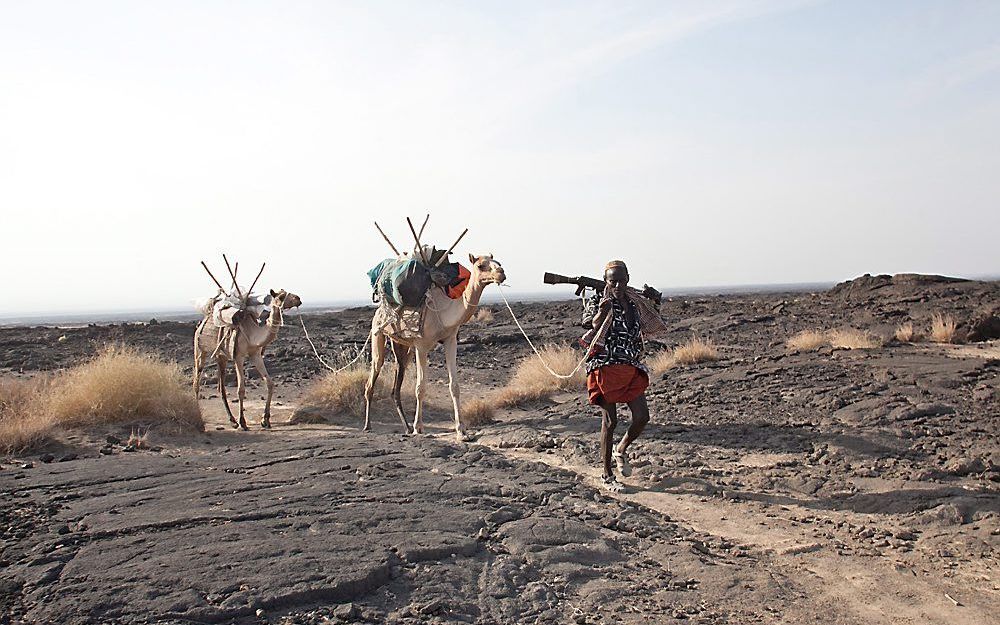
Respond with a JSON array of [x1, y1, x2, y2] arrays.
[[367, 218, 471, 338], [195, 257, 271, 361], [368, 249, 471, 308]]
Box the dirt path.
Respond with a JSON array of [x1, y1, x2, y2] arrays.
[[475, 443, 996, 625]]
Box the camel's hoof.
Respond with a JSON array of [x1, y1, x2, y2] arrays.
[[260, 420, 271, 430], [456, 432, 475, 443], [239, 423, 249, 432]]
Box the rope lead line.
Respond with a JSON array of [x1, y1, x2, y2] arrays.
[[298, 313, 372, 374], [495, 284, 598, 380], [298, 260, 399, 374]]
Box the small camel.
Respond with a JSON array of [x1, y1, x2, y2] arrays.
[[193, 289, 302, 430], [364, 254, 505, 441]]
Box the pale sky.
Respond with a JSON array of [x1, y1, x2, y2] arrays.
[[2, 0, 998, 315]]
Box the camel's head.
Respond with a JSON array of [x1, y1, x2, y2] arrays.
[[269, 289, 302, 309], [468, 254, 506, 286]]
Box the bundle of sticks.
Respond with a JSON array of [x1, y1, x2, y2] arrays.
[[374, 214, 468, 268], [199, 254, 267, 325]]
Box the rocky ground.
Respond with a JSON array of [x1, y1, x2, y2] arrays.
[[1, 274, 998, 624]]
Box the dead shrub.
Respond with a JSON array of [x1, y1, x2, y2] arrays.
[[827, 328, 882, 350], [471, 307, 494, 324], [929, 312, 958, 344], [787, 330, 828, 352], [126, 427, 150, 450], [0, 377, 56, 453], [895, 322, 920, 343], [895, 322, 914, 342], [46, 345, 203, 431]]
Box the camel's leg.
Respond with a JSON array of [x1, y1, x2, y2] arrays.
[[217, 356, 237, 425], [390, 341, 412, 433], [443, 335, 468, 442], [363, 332, 387, 432], [216, 328, 226, 394], [411, 347, 429, 435], [234, 359, 249, 431], [193, 318, 210, 399], [193, 348, 203, 399], [249, 351, 274, 429]]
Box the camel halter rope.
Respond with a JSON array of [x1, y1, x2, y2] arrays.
[[494, 284, 601, 381], [296, 260, 403, 374], [297, 313, 373, 374]]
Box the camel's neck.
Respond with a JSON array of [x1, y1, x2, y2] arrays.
[[243, 305, 282, 347], [264, 305, 283, 343], [422, 278, 488, 336], [459, 279, 487, 323]]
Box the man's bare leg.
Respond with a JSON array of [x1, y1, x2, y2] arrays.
[[618, 394, 650, 454], [599, 399, 618, 479]]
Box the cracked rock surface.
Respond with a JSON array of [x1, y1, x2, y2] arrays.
[[2, 432, 791, 625]]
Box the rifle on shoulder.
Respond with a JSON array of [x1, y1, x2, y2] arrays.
[[543, 272, 663, 306]]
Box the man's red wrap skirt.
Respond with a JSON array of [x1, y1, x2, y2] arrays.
[[586, 364, 649, 405]]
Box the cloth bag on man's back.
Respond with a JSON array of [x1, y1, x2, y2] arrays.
[[368, 258, 432, 307]]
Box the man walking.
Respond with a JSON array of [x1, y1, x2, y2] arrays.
[[582, 260, 668, 492]]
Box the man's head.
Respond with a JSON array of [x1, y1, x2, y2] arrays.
[[604, 260, 629, 300]]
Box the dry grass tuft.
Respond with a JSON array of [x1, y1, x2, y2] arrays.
[[492, 344, 586, 408], [461, 397, 496, 426], [895, 321, 919, 343], [929, 312, 958, 344], [650, 337, 721, 374], [471, 307, 494, 324], [827, 328, 883, 350], [648, 350, 676, 375], [787, 330, 829, 352], [298, 364, 374, 419], [1, 346, 202, 452], [671, 337, 720, 365], [788, 328, 883, 351], [47, 345, 202, 430], [0, 377, 56, 453]]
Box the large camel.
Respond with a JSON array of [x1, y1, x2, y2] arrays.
[[364, 254, 505, 441], [193, 289, 302, 430]]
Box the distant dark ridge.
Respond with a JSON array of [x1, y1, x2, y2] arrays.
[[827, 273, 970, 300]]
